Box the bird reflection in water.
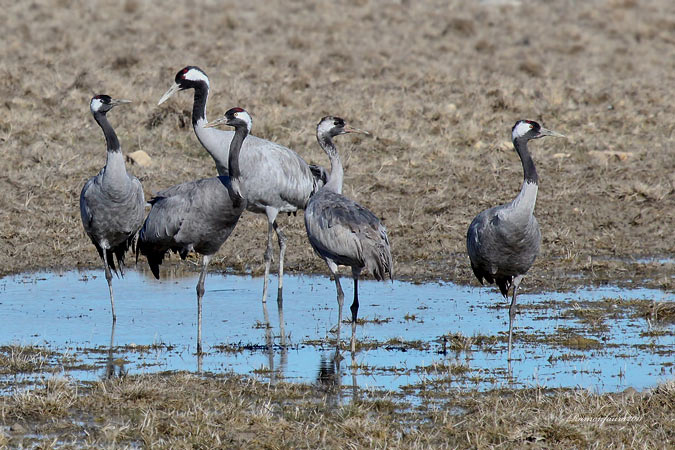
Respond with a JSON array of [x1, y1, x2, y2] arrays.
[[103, 322, 127, 379]]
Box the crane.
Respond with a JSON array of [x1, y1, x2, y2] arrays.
[[79, 95, 145, 323], [157, 66, 326, 309], [304, 116, 393, 353], [137, 107, 251, 354], [467, 119, 564, 361]]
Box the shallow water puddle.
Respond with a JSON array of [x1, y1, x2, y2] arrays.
[[0, 269, 672, 394]]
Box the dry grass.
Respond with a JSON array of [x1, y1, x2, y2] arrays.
[[0, 372, 672, 448], [0, 0, 672, 291]]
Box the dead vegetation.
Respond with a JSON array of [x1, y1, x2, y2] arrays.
[[0, 0, 672, 292], [0, 373, 672, 448]]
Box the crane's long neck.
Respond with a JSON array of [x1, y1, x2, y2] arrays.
[[95, 111, 128, 188], [95, 111, 120, 154], [319, 136, 343, 194], [191, 82, 230, 176], [509, 137, 539, 216], [191, 82, 209, 126], [227, 124, 248, 207], [228, 126, 247, 181]]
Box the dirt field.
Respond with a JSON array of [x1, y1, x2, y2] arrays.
[[0, 0, 673, 292]]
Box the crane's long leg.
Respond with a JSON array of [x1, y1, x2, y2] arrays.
[[326, 260, 344, 349], [273, 221, 287, 346], [508, 275, 524, 361], [196, 254, 212, 355], [261, 208, 279, 304], [273, 221, 286, 306], [102, 249, 117, 323], [350, 268, 362, 354]]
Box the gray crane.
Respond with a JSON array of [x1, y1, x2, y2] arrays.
[[137, 107, 251, 354], [157, 66, 326, 308], [80, 95, 146, 323], [467, 119, 564, 361], [304, 116, 393, 353]]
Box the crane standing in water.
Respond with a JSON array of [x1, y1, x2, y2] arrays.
[[80, 95, 145, 323], [467, 119, 564, 361], [304, 116, 392, 354], [157, 66, 326, 308], [137, 108, 252, 354]]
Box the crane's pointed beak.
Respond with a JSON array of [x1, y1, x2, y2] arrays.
[[344, 125, 370, 135], [538, 127, 565, 138], [203, 117, 229, 129], [110, 99, 132, 107], [157, 83, 182, 106]]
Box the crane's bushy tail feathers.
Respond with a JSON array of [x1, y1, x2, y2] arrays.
[[94, 239, 134, 278], [364, 242, 393, 282], [496, 276, 512, 299], [309, 164, 328, 193], [136, 237, 165, 280]]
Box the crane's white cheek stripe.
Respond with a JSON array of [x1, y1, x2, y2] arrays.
[[512, 121, 532, 140], [90, 98, 103, 112], [185, 69, 210, 87]]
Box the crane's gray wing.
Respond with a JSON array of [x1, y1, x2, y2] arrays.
[[306, 192, 392, 280], [79, 176, 98, 234], [467, 205, 540, 296], [238, 138, 317, 212], [141, 194, 190, 245]]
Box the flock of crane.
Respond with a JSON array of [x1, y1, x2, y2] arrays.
[[80, 66, 564, 360]]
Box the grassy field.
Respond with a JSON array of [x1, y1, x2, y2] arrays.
[[1, 0, 674, 447], [0, 365, 673, 448], [0, 0, 672, 289]]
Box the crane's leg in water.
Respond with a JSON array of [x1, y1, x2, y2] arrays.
[[261, 208, 279, 304], [273, 220, 287, 345], [196, 255, 212, 355], [102, 249, 116, 323], [350, 268, 362, 354], [273, 221, 286, 304], [327, 260, 344, 350], [508, 275, 524, 361]]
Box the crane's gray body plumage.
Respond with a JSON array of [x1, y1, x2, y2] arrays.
[[158, 66, 325, 306], [305, 189, 392, 281], [138, 176, 245, 274], [194, 127, 321, 213], [305, 116, 392, 353], [80, 163, 145, 270], [466, 119, 563, 361], [466, 184, 541, 297], [79, 95, 145, 322]]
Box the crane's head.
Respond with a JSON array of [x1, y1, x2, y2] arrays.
[[316, 116, 369, 140], [158, 66, 210, 105], [90, 95, 131, 114], [512, 120, 565, 142], [203, 107, 252, 134]]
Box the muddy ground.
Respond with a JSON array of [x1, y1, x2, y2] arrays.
[[0, 0, 673, 293]]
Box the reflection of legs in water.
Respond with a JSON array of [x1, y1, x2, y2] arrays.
[[105, 320, 116, 379], [262, 300, 275, 382], [350, 349, 358, 400], [277, 291, 287, 347], [104, 321, 126, 379]]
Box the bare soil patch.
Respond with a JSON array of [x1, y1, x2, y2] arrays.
[[1, 2, 673, 290]]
